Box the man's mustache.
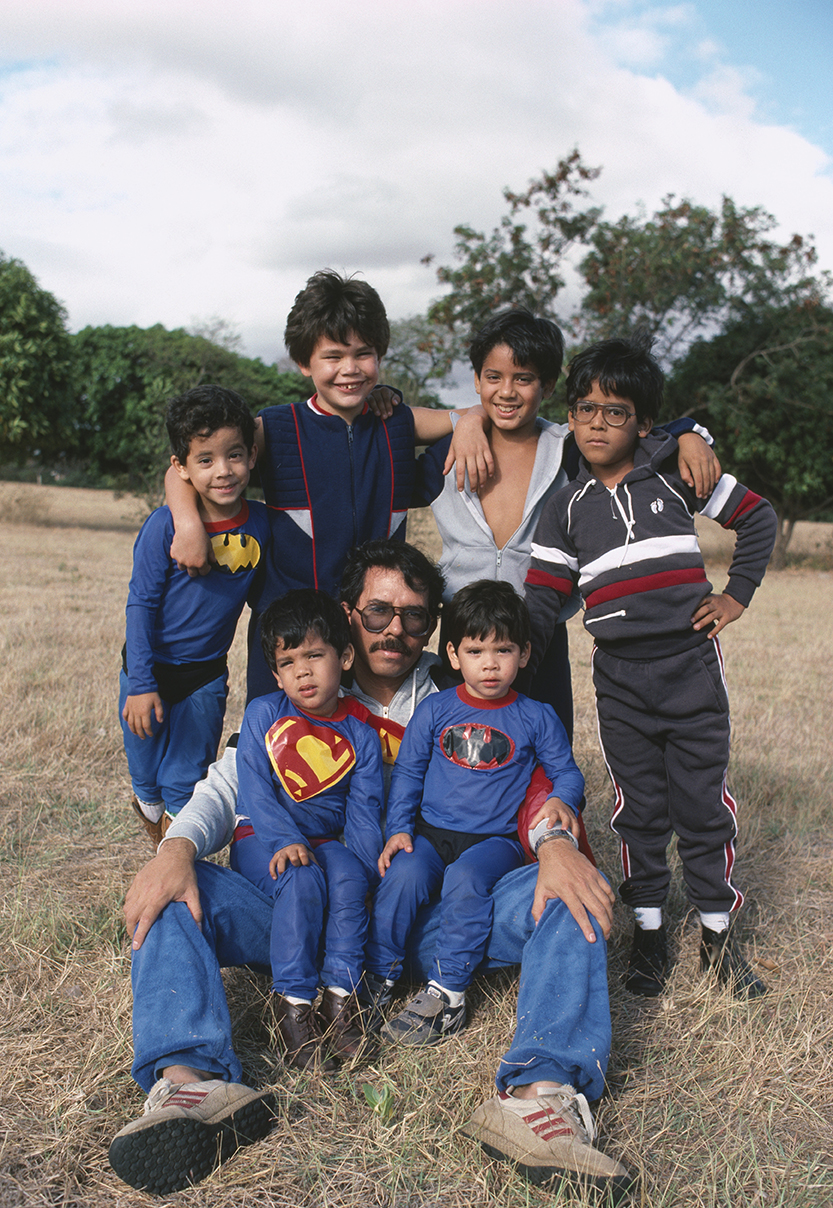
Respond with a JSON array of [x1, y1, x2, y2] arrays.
[[369, 637, 411, 655]]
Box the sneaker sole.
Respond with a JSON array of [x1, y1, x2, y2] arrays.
[[108, 1093, 276, 1195], [478, 1139, 636, 1204]]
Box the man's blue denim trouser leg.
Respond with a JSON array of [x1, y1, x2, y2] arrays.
[[404, 863, 611, 1102], [130, 861, 273, 1092]]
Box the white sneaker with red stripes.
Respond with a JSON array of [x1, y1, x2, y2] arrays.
[[108, 1077, 276, 1195], [467, 1083, 634, 1201]]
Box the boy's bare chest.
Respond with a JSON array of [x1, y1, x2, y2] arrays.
[[477, 444, 537, 549]]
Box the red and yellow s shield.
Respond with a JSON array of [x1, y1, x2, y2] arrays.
[[265, 715, 356, 802]]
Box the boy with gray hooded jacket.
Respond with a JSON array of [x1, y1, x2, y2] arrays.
[[524, 335, 777, 1001]]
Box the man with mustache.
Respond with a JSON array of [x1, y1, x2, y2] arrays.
[[111, 539, 627, 1201]]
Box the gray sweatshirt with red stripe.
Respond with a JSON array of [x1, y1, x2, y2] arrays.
[[524, 433, 777, 668]]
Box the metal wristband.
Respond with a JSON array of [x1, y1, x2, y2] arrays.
[[533, 826, 580, 855]]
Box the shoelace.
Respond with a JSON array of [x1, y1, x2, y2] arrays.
[[143, 1078, 175, 1115], [534, 1086, 596, 1144]]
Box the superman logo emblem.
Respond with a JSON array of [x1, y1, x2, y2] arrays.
[[211, 531, 262, 573], [265, 715, 356, 802], [440, 723, 515, 770]]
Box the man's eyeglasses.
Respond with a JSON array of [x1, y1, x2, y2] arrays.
[[571, 402, 636, 427], [353, 603, 432, 637]]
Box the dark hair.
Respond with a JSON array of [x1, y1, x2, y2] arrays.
[[339, 539, 445, 617], [469, 309, 564, 388], [260, 589, 351, 673], [166, 385, 255, 464], [566, 334, 664, 423], [284, 270, 390, 366], [445, 580, 531, 650]]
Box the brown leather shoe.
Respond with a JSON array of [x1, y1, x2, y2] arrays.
[[271, 994, 337, 1072], [317, 988, 368, 1059], [131, 796, 170, 850]]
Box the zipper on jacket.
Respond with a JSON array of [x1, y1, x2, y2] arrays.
[[347, 424, 358, 542]]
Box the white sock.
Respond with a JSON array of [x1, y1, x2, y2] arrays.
[[326, 985, 350, 998], [700, 911, 730, 934], [135, 797, 165, 823], [283, 995, 312, 1007], [634, 907, 663, 930], [428, 980, 465, 1008]]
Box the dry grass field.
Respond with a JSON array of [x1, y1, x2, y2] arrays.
[[1, 481, 832, 1208]]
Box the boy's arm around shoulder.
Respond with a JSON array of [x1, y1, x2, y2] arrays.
[[237, 697, 311, 855]]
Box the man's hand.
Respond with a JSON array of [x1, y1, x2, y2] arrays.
[[170, 519, 216, 578], [124, 838, 201, 950], [532, 839, 615, 940], [269, 843, 316, 878], [122, 692, 164, 738], [691, 592, 745, 636], [528, 796, 580, 841], [677, 432, 721, 498], [442, 408, 495, 493], [378, 832, 413, 877]]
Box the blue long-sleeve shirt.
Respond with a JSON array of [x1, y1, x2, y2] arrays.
[[124, 500, 270, 696], [385, 685, 584, 838], [237, 691, 384, 879]]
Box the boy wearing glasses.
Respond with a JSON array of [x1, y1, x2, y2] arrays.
[[524, 336, 777, 1000]]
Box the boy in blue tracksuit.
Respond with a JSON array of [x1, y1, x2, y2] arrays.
[[524, 335, 777, 999], [120, 386, 270, 844], [234, 589, 384, 1070], [164, 270, 492, 701], [365, 580, 585, 1045]]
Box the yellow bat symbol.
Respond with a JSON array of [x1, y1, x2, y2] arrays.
[[210, 532, 262, 573]]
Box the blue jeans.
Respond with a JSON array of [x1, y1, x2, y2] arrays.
[[119, 670, 228, 815], [131, 860, 611, 1101]]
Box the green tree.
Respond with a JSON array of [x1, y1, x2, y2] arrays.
[[383, 316, 458, 408], [425, 149, 602, 356], [0, 252, 73, 462], [578, 196, 826, 361], [71, 324, 307, 498], [667, 304, 833, 566]]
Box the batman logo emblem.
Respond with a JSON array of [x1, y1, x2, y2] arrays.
[[265, 715, 357, 802], [440, 723, 515, 770], [210, 532, 262, 573]]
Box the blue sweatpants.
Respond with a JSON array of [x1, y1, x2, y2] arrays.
[[119, 669, 228, 815], [365, 833, 525, 992], [230, 832, 372, 1000]]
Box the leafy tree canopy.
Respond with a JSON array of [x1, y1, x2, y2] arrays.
[[666, 302, 833, 565], [425, 151, 829, 368], [71, 323, 307, 497], [0, 251, 74, 462]]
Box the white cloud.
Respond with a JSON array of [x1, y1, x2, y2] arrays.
[[0, 0, 830, 366]]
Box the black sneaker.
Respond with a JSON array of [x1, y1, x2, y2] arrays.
[[700, 926, 767, 998], [358, 972, 395, 1034], [381, 984, 466, 1045], [624, 925, 668, 997]]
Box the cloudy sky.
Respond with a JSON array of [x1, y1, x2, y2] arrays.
[[2, 0, 831, 368]]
